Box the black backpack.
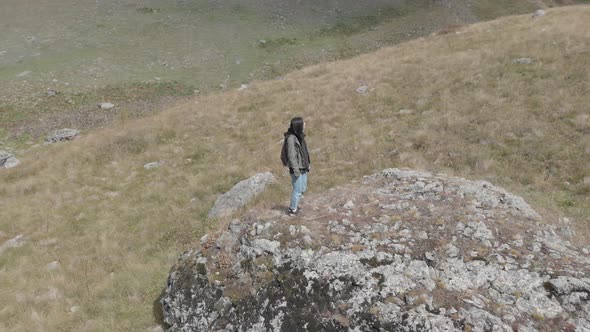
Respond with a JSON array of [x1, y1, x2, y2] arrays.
[[280, 136, 289, 166]]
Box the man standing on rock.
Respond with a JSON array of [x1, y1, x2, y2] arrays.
[[282, 117, 310, 216]]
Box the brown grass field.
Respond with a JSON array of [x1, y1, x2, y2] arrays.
[[0, 6, 589, 331]]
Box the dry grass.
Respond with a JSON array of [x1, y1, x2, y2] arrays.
[[0, 6, 589, 331]]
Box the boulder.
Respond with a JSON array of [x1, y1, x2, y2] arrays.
[[207, 172, 275, 219], [163, 169, 589, 331], [45, 128, 80, 143]]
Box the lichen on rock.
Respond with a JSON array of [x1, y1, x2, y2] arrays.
[[162, 169, 590, 331]]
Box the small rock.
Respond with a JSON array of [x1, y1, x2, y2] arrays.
[[46, 89, 58, 97], [0, 235, 26, 254], [199, 234, 209, 246], [16, 71, 32, 78], [0, 151, 20, 169], [144, 161, 165, 170], [343, 201, 355, 210], [238, 84, 248, 91], [424, 251, 436, 262], [446, 243, 460, 258], [45, 128, 80, 143], [69, 306, 80, 314], [398, 109, 415, 115], [463, 296, 485, 309], [356, 85, 369, 94], [532, 9, 545, 18], [229, 219, 243, 235], [513, 57, 532, 65], [46, 261, 60, 270], [252, 239, 280, 255], [99, 102, 115, 110]]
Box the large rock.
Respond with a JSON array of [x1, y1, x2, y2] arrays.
[[163, 169, 590, 331], [45, 128, 80, 143], [207, 172, 275, 219], [0, 151, 20, 169]]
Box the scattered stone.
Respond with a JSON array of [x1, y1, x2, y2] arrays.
[[532, 9, 545, 19], [46, 89, 58, 97], [0, 151, 20, 169], [98, 102, 115, 110], [45, 128, 80, 143], [46, 261, 60, 271], [0, 235, 26, 254], [143, 161, 165, 170], [343, 200, 355, 210], [16, 71, 32, 78], [416, 230, 428, 240], [356, 85, 369, 94], [228, 219, 243, 235], [208, 172, 275, 219], [69, 306, 80, 314], [513, 57, 532, 65], [398, 109, 415, 115], [238, 84, 248, 91], [446, 243, 460, 258]]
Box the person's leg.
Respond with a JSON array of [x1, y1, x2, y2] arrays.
[[302, 172, 308, 193], [289, 174, 304, 211]]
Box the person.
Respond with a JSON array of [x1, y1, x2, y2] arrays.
[[283, 117, 310, 216]]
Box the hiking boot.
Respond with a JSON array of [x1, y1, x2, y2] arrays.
[[287, 208, 298, 216]]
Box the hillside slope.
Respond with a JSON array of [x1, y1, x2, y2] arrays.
[[0, 6, 589, 331], [0, 0, 549, 143]]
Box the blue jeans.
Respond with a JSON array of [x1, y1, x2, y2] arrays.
[[289, 172, 307, 211]]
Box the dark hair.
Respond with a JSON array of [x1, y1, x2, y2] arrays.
[[287, 117, 305, 141]]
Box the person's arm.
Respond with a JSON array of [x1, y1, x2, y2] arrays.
[[287, 136, 301, 177]]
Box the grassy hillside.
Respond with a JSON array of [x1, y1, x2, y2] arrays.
[[1, 0, 549, 144], [0, 6, 589, 331]]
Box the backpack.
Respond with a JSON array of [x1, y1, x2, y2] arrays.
[[280, 136, 289, 166]]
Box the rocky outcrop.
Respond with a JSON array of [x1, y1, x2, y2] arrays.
[[208, 172, 275, 219], [162, 169, 589, 331], [45, 128, 80, 143]]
